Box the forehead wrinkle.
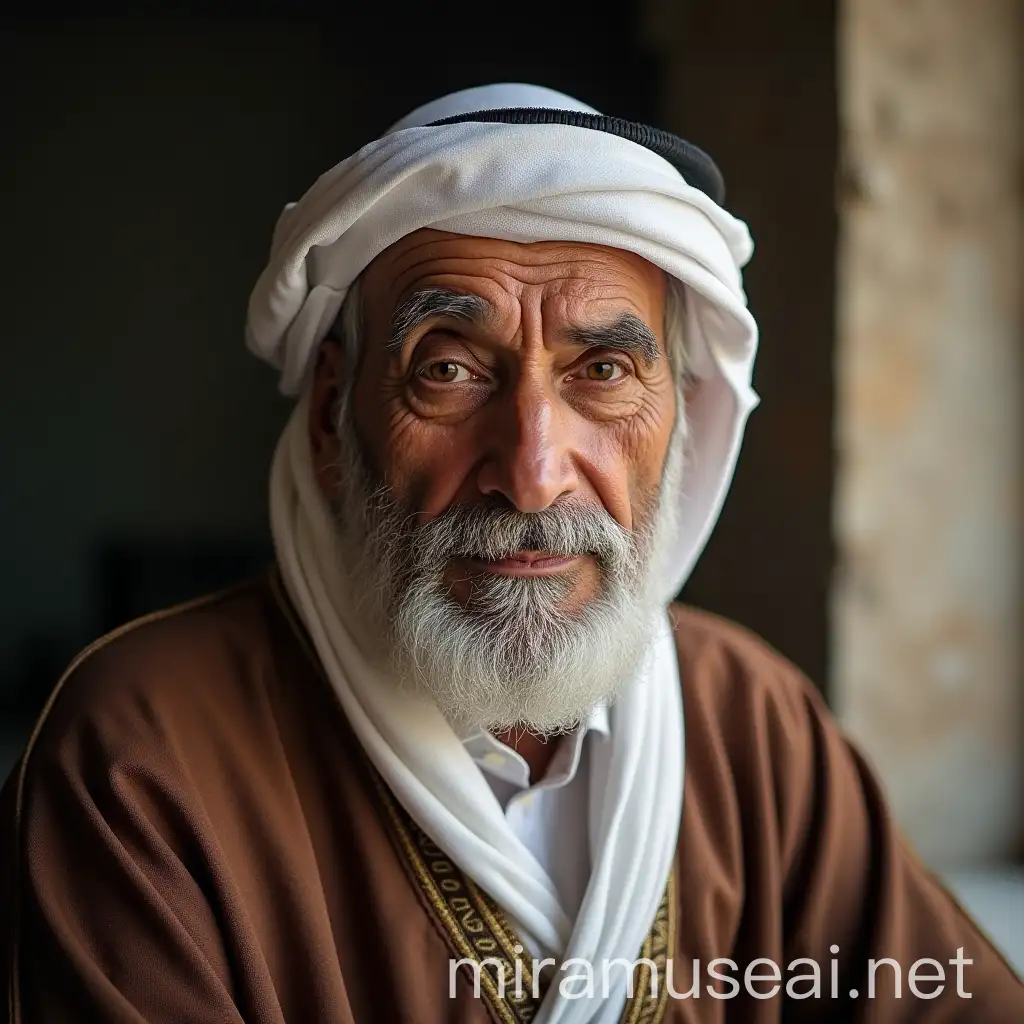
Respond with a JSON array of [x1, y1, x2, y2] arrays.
[[386, 287, 495, 355]]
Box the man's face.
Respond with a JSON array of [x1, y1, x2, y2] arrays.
[[309, 229, 681, 731]]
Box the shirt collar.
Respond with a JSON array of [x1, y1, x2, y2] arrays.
[[462, 703, 611, 789]]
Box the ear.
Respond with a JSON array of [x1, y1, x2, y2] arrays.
[[308, 339, 345, 500]]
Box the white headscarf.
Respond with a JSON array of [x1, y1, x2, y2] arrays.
[[249, 84, 758, 1024]]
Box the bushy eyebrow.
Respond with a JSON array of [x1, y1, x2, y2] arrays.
[[568, 315, 660, 367], [386, 287, 661, 367], [386, 288, 493, 355]]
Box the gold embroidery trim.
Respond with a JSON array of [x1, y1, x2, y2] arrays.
[[619, 868, 676, 1024], [372, 769, 677, 1024], [371, 773, 541, 1023]]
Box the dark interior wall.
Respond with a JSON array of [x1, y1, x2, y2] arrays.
[[1, 19, 350, 715], [0, 7, 661, 719], [653, 0, 839, 691], [0, 2, 837, 726]]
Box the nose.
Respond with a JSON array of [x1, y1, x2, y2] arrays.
[[476, 375, 579, 513]]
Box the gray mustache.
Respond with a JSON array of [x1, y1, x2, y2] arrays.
[[407, 499, 636, 564]]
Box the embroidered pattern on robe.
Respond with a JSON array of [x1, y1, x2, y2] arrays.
[[372, 772, 677, 1024]]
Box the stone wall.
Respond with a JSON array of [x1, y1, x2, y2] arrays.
[[834, 0, 1023, 866]]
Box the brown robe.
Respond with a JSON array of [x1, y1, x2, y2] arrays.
[[2, 570, 1021, 1023]]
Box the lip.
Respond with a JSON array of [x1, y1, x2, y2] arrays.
[[460, 552, 584, 578]]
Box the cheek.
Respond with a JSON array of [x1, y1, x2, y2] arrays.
[[371, 405, 484, 514], [352, 356, 477, 514], [581, 387, 676, 527]]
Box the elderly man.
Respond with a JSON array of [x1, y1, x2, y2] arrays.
[[2, 85, 1021, 1024]]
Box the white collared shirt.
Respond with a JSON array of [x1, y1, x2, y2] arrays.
[[462, 705, 611, 923]]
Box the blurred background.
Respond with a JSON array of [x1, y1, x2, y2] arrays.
[[1, 0, 1021, 967]]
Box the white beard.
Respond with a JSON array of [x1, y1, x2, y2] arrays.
[[329, 411, 686, 734]]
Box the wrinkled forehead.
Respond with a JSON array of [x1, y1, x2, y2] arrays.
[[358, 229, 670, 318]]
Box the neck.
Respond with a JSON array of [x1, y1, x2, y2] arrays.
[[491, 728, 561, 784]]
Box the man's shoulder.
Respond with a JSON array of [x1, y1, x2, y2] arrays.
[[667, 601, 810, 678], [665, 604, 837, 842], [666, 601, 823, 732], [13, 573, 289, 779]]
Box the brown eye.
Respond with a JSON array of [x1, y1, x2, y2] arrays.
[[423, 361, 471, 383], [585, 360, 623, 381]]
